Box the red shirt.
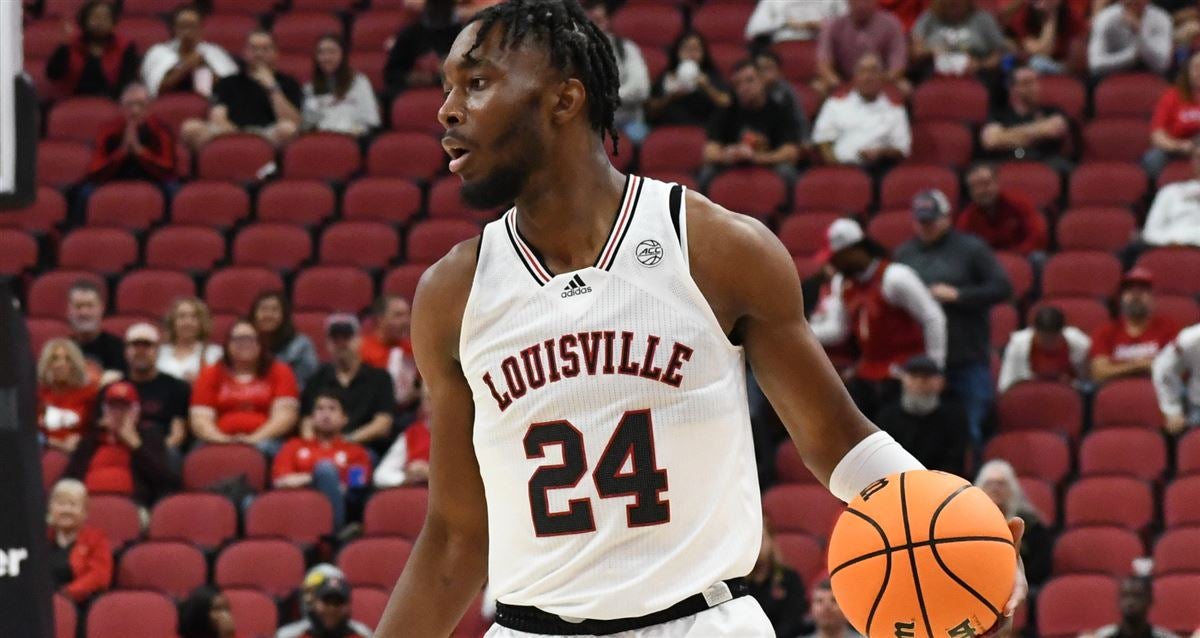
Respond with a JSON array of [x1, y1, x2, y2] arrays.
[[1089, 315, 1181, 363], [404, 420, 431, 465], [83, 433, 134, 496], [843, 260, 927, 381], [360, 332, 419, 405], [955, 192, 1047, 254], [1151, 88, 1200, 140], [272, 436, 373, 485], [1029, 336, 1073, 382], [52, 526, 112, 602], [191, 362, 299, 436], [38, 383, 99, 443]]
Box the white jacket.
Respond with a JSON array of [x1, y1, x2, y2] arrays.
[[1143, 179, 1200, 247], [997, 326, 1091, 392], [1153, 323, 1200, 417], [141, 40, 238, 97]]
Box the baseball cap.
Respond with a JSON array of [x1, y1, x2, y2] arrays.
[[103, 381, 139, 405], [912, 190, 951, 223], [1121, 267, 1154, 290], [815, 218, 865, 263], [313, 575, 350, 604], [124, 322, 160, 345], [902, 355, 941, 376], [325, 313, 361, 339]]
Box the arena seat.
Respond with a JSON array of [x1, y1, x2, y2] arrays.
[[792, 166, 873, 214], [1093, 72, 1168, 119], [706, 167, 788, 220], [282, 132, 362, 181], [350, 587, 390, 633], [223, 588, 280, 638], [911, 77, 989, 124], [291, 266, 376, 313], [0, 230, 38, 275], [1149, 575, 1200, 635], [908, 120, 973, 168], [1026, 298, 1111, 335], [995, 252, 1033, 300], [182, 444, 268, 492], [997, 161, 1062, 211], [85, 181, 165, 231], [1135, 247, 1200, 296], [691, 1, 754, 44], [232, 223, 313, 272], [272, 12, 342, 54], [1153, 528, 1200, 575], [1178, 429, 1200, 475], [36, 140, 92, 188], [85, 591, 177, 638], [1078, 428, 1167, 481], [351, 9, 414, 53], [1082, 119, 1150, 163], [367, 132, 445, 181], [58, 228, 138, 275], [777, 212, 840, 257], [762, 484, 844, 539], [1092, 378, 1162, 431], [990, 303, 1018, 350], [1055, 208, 1136, 252], [1038, 74, 1087, 122], [1036, 575, 1119, 638], [115, 269, 196, 317], [26, 270, 106, 319], [204, 267, 285, 316], [202, 14, 260, 54], [866, 210, 915, 251], [1068, 162, 1147, 208], [996, 380, 1084, 440], [381, 264, 428, 303], [1041, 251, 1122, 299], [983, 431, 1071, 485], [54, 594, 75, 638], [116, 541, 208, 599], [171, 181, 252, 229], [47, 96, 120, 144], [320, 221, 399, 270], [391, 88, 445, 136], [610, 3, 683, 49], [256, 179, 337, 227], [215, 540, 306, 599], [1164, 476, 1200, 528], [363, 487, 428, 539], [1051, 527, 1144, 577], [342, 177, 423, 225], [245, 489, 334, 545], [145, 226, 226, 273], [338, 537, 415, 589], [879, 164, 959, 210], [196, 134, 277, 183], [0, 186, 67, 235], [87, 494, 143, 550], [1064, 477, 1154, 532], [405, 219, 480, 265], [1019, 476, 1058, 527], [149, 492, 238, 550]]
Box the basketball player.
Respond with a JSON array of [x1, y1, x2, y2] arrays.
[[376, 1, 1027, 636]]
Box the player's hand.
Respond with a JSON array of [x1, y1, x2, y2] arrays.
[[982, 517, 1028, 638]]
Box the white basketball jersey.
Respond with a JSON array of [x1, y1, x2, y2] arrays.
[[460, 175, 763, 620]]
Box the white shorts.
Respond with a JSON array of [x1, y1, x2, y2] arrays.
[[482, 596, 775, 638]]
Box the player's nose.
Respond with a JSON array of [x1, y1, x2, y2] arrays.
[[438, 92, 464, 129]]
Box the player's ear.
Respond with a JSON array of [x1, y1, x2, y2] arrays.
[[549, 78, 587, 125]]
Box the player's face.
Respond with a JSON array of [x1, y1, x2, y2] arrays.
[[440, 23, 551, 210]]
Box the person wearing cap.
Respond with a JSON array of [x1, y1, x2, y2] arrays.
[[123, 322, 191, 459], [811, 52, 911, 171], [956, 163, 1048, 257], [874, 355, 969, 476], [809, 218, 947, 418], [998, 305, 1092, 393], [276, 574, 372, 638], [1091, 268, 1182, 384], [1142, 144, 1200, 248], [896, 189, 1013, 448], [301, 313, 397, 457], [1152, 321, 1200, 435], [64, 381, 178, 506]]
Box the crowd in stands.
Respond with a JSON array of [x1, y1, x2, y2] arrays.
[[10, 0, 1200, 636]]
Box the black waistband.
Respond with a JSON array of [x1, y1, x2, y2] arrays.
[[493, 578, 749, 636]]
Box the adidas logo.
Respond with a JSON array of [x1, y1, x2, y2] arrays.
[[560, 274, 593, 298]]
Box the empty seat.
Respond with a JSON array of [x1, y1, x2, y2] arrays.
[[983, 431, 1071, 484], [1164, 476, 1200, 528], [86, 591, 177, 638], [1078, 428, 1167, 481], [223, 588, 279, 638], [774, 532, 825, 586], [691, 1, 753, 43], [37, 140, 92, 188], [0, 230, 38, 275], [912, 77, 989, 124], [1064, 477, 1154, 531], [256, 179, 336, 226], [283, 132, 362, 181], [182, 444, 267, 492], [406, 219, 479, 265], [85, 181, 165, 230], [1026, 298, 1111, 335], [203, 267, 285, 316], [350, 587, 389, 634], [909, 120, 973, 167], [990, 303, 1018, 350], [1157, 160, 1192, 187], [879, 164, 959, 210], [148, 492, 237, 550], [0, 186, 67, 235], [273, 12, 342, 53], [320, 221, 399, 269], [1038, 75, 1087, 121], [363, 487, 428, 538], [1041, 251, 1122, 299], [171, 181, 251, 229], [391, 88, 444, 136], [381, 264, 428, 303], [1155, 295, 1200, 327], [25, 19, 66, 58], [367, 131, 445, 180], [773, 40, 818, 84], [1020, 476, 1059, 527], [1068, 162, 1147, 208], [215, 539, 306, 599], [338, 537, 414, 589], [997, 161, 1061, 211], [1149, 575, 1200, 635], [1082, 119, 1150, 163], [246, 489, 333, 545], [232, 223, 313, 271], [706, 168, 787, 220], [1052, 527, 1144, 577], [292, 266, 375, 313], [351, 9, 414, 52], [47, 96, 120, 143], [1135, 247, 1200, 296], [116, 541, 207, 599], [1056, 208, 1136, 252], [1153, 528, 1200, 575], [197, 134, 276, 182], [777, 213, 840, 257], [1094, 72, 1168, 119], [867, 210, 915, 251], [1093, 378, 1162, 431], [210, 0, 277, 15], [774, 441, 818, 484], [42, 448, 70, 493], [342, 177, 422, 225], [59, 228, 138, 275], [26, 270, 106, 318], [639, 126, 707, 175], [116, 270, 195, 317], [293, 311, 330, 361], [792, 167, 873, 214], [119, 16, 171, 53], [1036, 575, 1119, 638], [611, 3, 682, 48], [762, 484, 844, 538], [54, 593, 76, 638], [995, 252, 1033, 300], [145, 226, 226, 272], [203, 14, 259, 54], [1179, 429, 1200, 476], [996, 381, 1084, 440], [88, 494, 143, 549]]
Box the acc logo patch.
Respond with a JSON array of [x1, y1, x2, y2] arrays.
[[636, 239, 663, 267]]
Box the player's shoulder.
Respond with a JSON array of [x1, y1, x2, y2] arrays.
[[683, 189, 783, 260], [413, 235, 481, 310]]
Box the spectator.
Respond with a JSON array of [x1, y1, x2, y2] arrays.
[[158, 297, 223, 383], [746, 0, 848, 44], [64, 381, 178, 506], [1088, 0, 1172, 77], [383, 0, 463, 97], [190, 320, 299, 453], [275, 388, 372, 529], [302, 35, 381, 136], [180, 30, 303, 150], [249, 292, 319, 389], [67, 280, 126, 383], [747, 520, 809, 638], [38, 339, 99, 454], [646, 31, 732, 128], [875, 355, 970, 475], [583, 0, 652, 143], [911, 0, 1008, 79], [1144, 145, 1200, 247], [85, 82, 177, 186], [291, 564, 347, 625], [1145, 52, 1200, 180], [815, 0, 910, 97], [896, 190, 1013, 447], [809, 219, 947, 418], [45, 0, 140, 99], [300, 314, 396, 457], [979, 65, 1073, 172], [998, 305, 1092, 392], [1078, 577, 1181, 638], [974, 460, 1053, 586], [123, 323, 190, 462], [178, 586, 240, 638], [46, 479, 112, 604], [702, 59, 803, 187], [754, 50, 811, 136], [275, 575, 372, 638], [1153, 322, 1200, 434], [360, 295, 421, 416], [140, 4, 237, 98], [798, 580, 865, 638], [811, 53, 911, 170], [956, 163, 1048, 256], [1090, 268, 1181, 383], [375, 389, 431, 488], [1005, 0, 1086, 74]]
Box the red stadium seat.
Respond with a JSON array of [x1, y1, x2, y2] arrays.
[[350, 587, 389, 634], [908, 120, 973, 168], [210, 0, 277, 15], [1082, 119, 1150, 163], [427, 175, 486, 221], [232, 223, 313, 272], [277, 54, 316, 81], [59, 228, 138, 275], [363, 487, 428, 538], [1052, 527, 1143, 577], [367, 132, 445, 181], [0, 230, 38, 275], [774, 532, 825, 586], [1064, 477, 1154, 531], [1041, 251, 1122, 299], [145, 226, 225, 273], [196, 134, 277, 182], [990, 303, 1018, 350], [42, 448, 70, 493], [342, 177, 423, 225], [292, 266, 375, 313], [293, 311, 331, 362], [382, 264, 428, 303], [1020, 476, 1058, 527], [774, 441, 818, 484], [182, 444, 267, 492], [1093, 378, 1162, 431], [1179, 429, 1200, 475], [611, 3, 683, 49], [1150, 575, 1200, 635], [1157, 160, 1191, 187], [54, 594, 76, 638], [86, 181, 165, 230], [995, 252, 1033, 300], [983, 431, 1071, 484], [777, 213, 840, 257], [455, 592, 492, 638], [37, 140, 92, 188], [99, 315, 143, 342], [773, 40, 818, 84], [291, 0, 356, 9], [1055, 208, 1136, 252], [273, 12, 341, 54], [706, 168, 787, 220], [43, 0, 92, 19], [1135, 247, 1200, 296], [215, 540, 306, 599], [320, 221, 399, 270], [1155, 295, 1200, 327], [246, 489, 333, 545], [25, 19, 65, 58], [116, 541, 207, 599], [640, 45, 669, 84], [640, 126, 707, 175], [1079, 428, 1167, 481], [1093, 73, 1168, 119], [256, 179, 336, 226], [997, 381, 1084, 440], [88, 494, 143, 549], [149, 492, 238, 550], [762, 484, 844, 538], [204, 267, 285, 316], [47, 96, 120, 143], [606, 135, 637, 173], [28, 318, 69, 360], [119, 16, 170, 55], [171, 181, 251, 229], [1038, 75, 1087, 122], [792, 166, 872, 214], [1026, 298, 1111, 335], [283, 133, 362, 181], [116, 270, 195, 317], [1153, 528, 1200, 574], [912, 77, 988, 124], [351, 9, 414, 52], [203, 14, 259, 54], [223, 588, 279, 638], [692, 2, 754, 44], [866, 210, 915, 251], [26, 271, 106, 319], [1068, 162, 1147, 208], [1164, 476, 1200, 528], [338, 537, 414, 589], [996, 161, 1061, 211], [86, 591, 177, 638], [879, 164, 959, 210], [391, 88, 445, 136], [0, 186, 67, 235], [1037, 575, 1120, 638], [406, 219, 480, 265]]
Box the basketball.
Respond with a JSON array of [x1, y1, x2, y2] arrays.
[[827, 470, 1016, 638]]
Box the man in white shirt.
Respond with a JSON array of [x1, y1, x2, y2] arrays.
[[141, 5, 237, 97], [746, 0, 848, 43], [1088, 0, 1172, 77], [811, 53, 910, 169], [1144, 145, 1200, 247], [1153, 322, 1200, 435], [998, 306, 1091, 392]]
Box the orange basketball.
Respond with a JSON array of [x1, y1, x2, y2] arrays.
[[827, 470, 1016, 638]]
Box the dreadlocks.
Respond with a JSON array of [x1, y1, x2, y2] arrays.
[[464, 0, 623, 156]]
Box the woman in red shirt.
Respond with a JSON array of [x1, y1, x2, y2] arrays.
[[190, 320, 299, 455], [47, 479, 112, 604], [1145, 51, 1200, 178], [38, 338, 100, 454]]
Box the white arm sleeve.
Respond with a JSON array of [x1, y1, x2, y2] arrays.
[[1088, 9, 1138, 75], [1065, 327, 1093, 382], [996, 331, 1030, 393], [1139, 9, 1173, 74], [745, 1, 783, 40], [882, 264, 946, 367], [829, 430, 926, 503], [1141, 186, 1176, 246], [1153, 342, 1186, 417], [808, 275, 849, 346]]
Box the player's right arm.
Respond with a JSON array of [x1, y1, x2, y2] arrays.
[[375, 238, 489, 638]]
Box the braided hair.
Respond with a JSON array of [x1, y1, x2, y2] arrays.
[[465, 0, 623, 155]]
